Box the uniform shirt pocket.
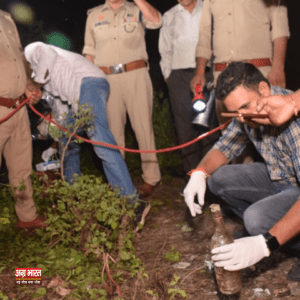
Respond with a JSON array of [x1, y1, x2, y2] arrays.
[[93, 23, 112, 44]]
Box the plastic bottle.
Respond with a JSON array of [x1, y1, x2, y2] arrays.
[[210, 204, 242, 295]]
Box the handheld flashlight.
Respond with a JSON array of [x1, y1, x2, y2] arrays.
[[192, 85, 207, 113]]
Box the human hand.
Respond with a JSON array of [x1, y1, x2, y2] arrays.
[[190, 74, 206, 96], [25, 84, 42, 105], [254, 94, 294, 126], [211, 235, 270, 271], [267, 66, 286, 88], [183, 171, 206, 217]]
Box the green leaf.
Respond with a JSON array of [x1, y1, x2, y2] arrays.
[[98, 289, 108, 296], [32, 287, 47, 298], [120, 251, 130, 261], [57, 200, 66, 211], [100, 202, 108, 211], [111, 221, 118, 229]]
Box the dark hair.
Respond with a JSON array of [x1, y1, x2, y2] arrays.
[[215, 62, 270, 101]]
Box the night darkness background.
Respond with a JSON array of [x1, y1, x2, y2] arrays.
[[0, 0, 299, 91]]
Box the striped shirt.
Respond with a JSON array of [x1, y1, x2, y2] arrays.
[[213, 86, 300, 186]]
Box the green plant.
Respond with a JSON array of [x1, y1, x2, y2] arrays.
[[165, 246, 182, 263], [168, 274, 188, 300], [0, 100, 182, 299], [0, 291, 9, 300], [49, 103, 94, 181], [0, 174, 147, 299]]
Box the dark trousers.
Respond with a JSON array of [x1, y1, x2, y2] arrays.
[[167, 69, 208, 182]]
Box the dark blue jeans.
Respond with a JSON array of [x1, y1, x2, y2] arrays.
[[207, 162, 300, 250], [58, 77, 137, 202]]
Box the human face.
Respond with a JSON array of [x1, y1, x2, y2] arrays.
[[108, 0, 123, 6], [223, 82, 270, 128], [178, 0, 197, 10]]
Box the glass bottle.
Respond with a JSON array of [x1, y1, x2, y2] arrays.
[[210, 204, 242, 295]]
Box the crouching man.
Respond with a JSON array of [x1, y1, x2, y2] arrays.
[[184, 62, 300, 280]]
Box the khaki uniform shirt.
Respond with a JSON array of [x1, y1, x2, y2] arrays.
[[83, 0, 162, 66], [0, 10, 27, 99], [196, 0, 290, 63]]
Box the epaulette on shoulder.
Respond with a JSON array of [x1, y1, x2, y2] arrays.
[[87, 5, 103, 16]]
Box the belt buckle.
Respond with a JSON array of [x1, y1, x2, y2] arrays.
[[12, 99, 20, 109], [111, 63, 123, 74]]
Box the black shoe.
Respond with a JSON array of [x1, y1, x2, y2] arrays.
[[232, 227, 250, 240], [287, 259, 300, 281]]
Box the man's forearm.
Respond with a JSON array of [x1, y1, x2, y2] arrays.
[[195, 57, 208, 75], [272, 36, 287, 69], [133, 0, 160, 23], [197, 149, 229, 175], [269, 198, 300, 246], [292, 90, 300, 112]]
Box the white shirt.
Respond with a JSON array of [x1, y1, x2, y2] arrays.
[[159, 0, 203, 79], [24, 42, 106, 113]]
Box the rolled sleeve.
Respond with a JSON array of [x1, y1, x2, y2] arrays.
[[142, 12, 163, 29], [269, 6, 290, 41]]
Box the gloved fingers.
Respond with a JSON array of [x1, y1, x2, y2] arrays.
[[194, 204, 202, 215], [214, 258, 237, 268], [212, 250, 235, 262], [211, 243, 234, 255], [197, 192, 205, 206], [185, 196, 196, 217]]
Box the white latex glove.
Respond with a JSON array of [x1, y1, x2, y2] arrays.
[[183, 171, 206, 217], [42, 147, 58, 162], [211, 235, 270, 271]]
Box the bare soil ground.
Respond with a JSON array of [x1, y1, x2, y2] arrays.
[[1, 176, 300, 300], [130, 177, 300, 300]]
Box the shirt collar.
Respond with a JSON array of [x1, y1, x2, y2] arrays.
[[177, 0, 202, 13]]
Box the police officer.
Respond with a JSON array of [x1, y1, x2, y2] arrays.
[[0, 9, 46, 229], [83, 0, 162, 197]]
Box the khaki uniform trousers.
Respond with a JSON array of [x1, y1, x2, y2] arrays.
[[106, 68, 161, 186], [0, 105, 37, 222], [214, 65, 272, 164]]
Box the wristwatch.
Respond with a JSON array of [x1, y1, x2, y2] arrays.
[[263, 232, 280, 253]]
